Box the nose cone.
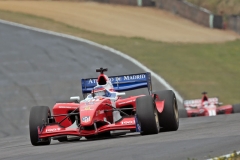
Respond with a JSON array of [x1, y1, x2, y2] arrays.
[[80, 105, 96, 126]]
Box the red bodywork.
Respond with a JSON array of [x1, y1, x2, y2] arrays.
[[183, 94, 233, 117], [38, 95, 164, 139]]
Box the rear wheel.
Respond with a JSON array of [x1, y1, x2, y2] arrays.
[[153, 90, 179, 132], [136, 95, 160, 135], [178, 108, 188, 118], [232, 104, 240, 113], [29, 106, 51, 146]]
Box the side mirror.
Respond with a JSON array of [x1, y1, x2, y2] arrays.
[[217, 102, 223, 106], [116, 92, 126, 96], [70, 96, 80, 101]]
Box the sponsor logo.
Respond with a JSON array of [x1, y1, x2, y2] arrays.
[[88, 79, 98, 84], [58, 106, 72, 108], [84, 106, 92, 111], [87, 74, 146, 84], [80, 105, 95, 111], [82, 116, 91, 122], [123, 74, 146, 80], [46, 128, 61, 132], [121, 120, 135, 125]]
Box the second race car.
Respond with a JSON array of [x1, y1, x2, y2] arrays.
[[179, 92, 240, 118]]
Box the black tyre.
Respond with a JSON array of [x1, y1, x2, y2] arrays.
[[232, 104, 240, 113], [136, 95, 160, 135], [153, 90, 179, 132], [178, 108, 188, 118], [29, 106, 51, 146]]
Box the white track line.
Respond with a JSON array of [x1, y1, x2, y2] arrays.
[[0, 19, 183, 103], [206, 151, 240, 160]]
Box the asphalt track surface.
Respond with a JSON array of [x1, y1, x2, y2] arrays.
[[0, 22, 240, 160]]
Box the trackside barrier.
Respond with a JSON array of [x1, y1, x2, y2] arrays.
[[228, 15, 240, 34], [92, 0, 154, 6], [155, 0, 223, 29]]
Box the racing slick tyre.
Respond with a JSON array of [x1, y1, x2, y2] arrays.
[[136, 95, 160, 135], [153, 90, 179, 132], [29, 106, 51, 146], [178, 108, 188, 118], [232, 104, 240, 113]]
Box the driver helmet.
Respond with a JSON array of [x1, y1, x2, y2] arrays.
[[92, 85, 111, 97]]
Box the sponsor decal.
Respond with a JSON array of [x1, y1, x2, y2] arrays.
[[88, 79, 97, 84], [123, 74, 146, 81], [87, 74, 146, 84], [83, 106, 93, 111], [46, 128, 61, 132], [82, 116, 91, 122], [121, 120, 135, 125], [58, 106, 73, 108]]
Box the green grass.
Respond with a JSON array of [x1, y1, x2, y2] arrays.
[[0, 9, 240, 105]]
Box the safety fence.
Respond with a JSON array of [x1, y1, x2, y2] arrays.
[[155, 0, 222, 29], [92, 0, 154, 6], [228, 16, 240, 34]]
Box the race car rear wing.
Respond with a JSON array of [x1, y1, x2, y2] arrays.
[[183, 97, 219, 108], [81, 72, 152, 96]]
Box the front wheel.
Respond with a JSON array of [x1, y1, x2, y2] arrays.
[[136, 95, 160, 135], [29, 106, 51, 146]]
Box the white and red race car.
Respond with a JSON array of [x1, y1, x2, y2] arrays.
[[179, 92, 240, 118], [29, 68, 179, 146]]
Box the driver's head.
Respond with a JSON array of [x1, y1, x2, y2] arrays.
[[92, 85, 108, 97]]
